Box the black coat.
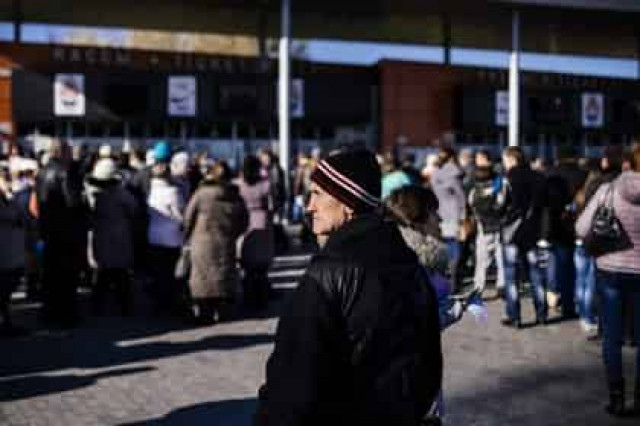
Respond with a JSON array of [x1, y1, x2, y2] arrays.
[[255, 214, 442, 426], [540, 162, 588, 246], [36, 158, 86, 267], [501, 165, 546, 249]]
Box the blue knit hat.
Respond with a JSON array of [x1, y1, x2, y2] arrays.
[[153, 140, 171, 162]]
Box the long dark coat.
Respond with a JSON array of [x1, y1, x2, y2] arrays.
[[86, 179, 138, 269], [184, 180, 248, 300]]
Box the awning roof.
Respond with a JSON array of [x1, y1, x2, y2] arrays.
[[2, 1, 638, 58]]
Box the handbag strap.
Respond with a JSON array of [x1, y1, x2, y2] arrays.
[[598, 182, 616, 209]]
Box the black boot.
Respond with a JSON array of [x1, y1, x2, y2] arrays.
[[606, 381, 626, 417], [632, 386, 640, 417]]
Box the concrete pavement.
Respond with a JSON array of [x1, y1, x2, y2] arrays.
[[0, 250, 636, 425]]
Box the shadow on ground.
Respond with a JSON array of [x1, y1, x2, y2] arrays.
[[0, 330, 273, 382], [120, 398, 257, 426], [0, 366, 154, 402]]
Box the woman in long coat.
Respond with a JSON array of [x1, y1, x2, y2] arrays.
[[184, 161, 248, 324]]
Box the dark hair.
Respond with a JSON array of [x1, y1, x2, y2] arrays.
[[503, 146, 525, 165], [602, 145, 623, 172], [208, 160, 232, 183], [242, 155, 262, 186], [437, 147, 456, 165], [632, 145, 640, 172], [385, 185, 439, 228], [476, 150, 492, 162]]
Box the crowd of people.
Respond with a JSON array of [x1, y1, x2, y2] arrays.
[[1, 137, 639, 422], [379, 142, 640, 419], [0, 140, 289, 331]]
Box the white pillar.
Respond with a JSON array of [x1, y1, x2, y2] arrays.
[[278, 0, 291, 196], [508, 10, 520, 147]]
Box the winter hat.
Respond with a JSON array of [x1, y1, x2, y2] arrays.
[[91, 158, 120, 181], [153, 140, 171, 163], [11, 158, 38, 174], [98, 144, 112, 158], [170, 151, 190, 177], [145, 149, 156, 166], [311, 149, 381, 213]]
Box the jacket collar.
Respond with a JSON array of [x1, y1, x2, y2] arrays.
[[323, 213, 384, 251]]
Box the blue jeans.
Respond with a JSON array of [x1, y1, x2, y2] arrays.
[[547, 245, 576, 317], [444, 238, 461, 290], [596, 270, 640, 386], [503, 244, 547, 322], [574, 246, 597, 325]]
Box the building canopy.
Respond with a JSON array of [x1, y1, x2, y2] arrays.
[[2, 1, 639, 58]]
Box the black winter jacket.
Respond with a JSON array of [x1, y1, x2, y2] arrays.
[[501, 165, 546, 249], [540, 162, 587, 246], [255, 214, 442, 426]]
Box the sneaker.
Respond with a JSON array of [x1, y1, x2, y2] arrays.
[[546, 291, 561, 309], [580, 320, 598, 333], [501, 317, 521, 329]]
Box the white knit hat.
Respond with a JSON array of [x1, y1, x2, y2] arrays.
[[91, 158, 119, 181], [171, 151, 189, 176], [98, 144, 112, 158]]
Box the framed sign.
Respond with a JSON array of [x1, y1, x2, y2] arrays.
[[291, 79, 304, 118], [168, 76, 197, 117], [582, 92, 604, 128], [495, 90, 509, 127], [275, 78, 305, 118], [54, 73, 85, 117]]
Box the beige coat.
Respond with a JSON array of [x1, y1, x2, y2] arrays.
[[184, 181, 248, 299]]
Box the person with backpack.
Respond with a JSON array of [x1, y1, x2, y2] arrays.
[[254, 149, 442, 426], [468, 151, 506, 297]]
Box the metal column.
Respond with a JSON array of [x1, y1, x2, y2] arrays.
[[13, 0, 22, 43], [278, 0, 291, 197], [508, 10, 520, 147]]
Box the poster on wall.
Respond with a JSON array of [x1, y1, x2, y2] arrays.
[[168, 76, 197, 117], [582, 92, 604, 128], [495, 90, 509, 127], [291, 79, 304, 118], [54, 73, 85, 116], [275, 78, 305, 118]]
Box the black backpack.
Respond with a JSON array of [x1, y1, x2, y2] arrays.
[[469, 177, 504, 232]]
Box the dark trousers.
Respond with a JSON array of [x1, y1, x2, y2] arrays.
[[146, 245, 182, 312], [92, 268, 132, 315], [597, 270, 640, 387], [0, 269, 23, 327], [243, 267, 270, 310], [41, 264, 79, 326]]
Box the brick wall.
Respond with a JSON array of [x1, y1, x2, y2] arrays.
[[0, 51, 15, 142], [380, 61, 457, 153]]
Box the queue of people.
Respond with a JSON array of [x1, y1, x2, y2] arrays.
[[0, 140, 288, 331], [379, 142, 640, 419]]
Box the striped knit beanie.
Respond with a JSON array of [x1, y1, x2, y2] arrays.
[[311, 149, 382, 213]]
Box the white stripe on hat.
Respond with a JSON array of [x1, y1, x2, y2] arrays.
[[317, 160, 380, 207]]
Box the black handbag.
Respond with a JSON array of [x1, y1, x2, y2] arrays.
[[583, 183, 633, 257]]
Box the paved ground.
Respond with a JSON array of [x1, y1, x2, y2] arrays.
[[0, 246, 637, 425]]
